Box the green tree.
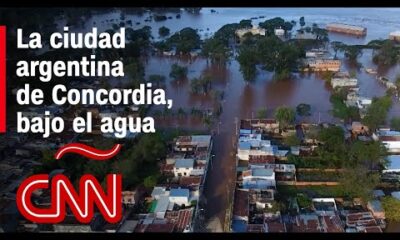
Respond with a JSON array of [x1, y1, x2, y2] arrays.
[[362, 96, 392, 131], [256, 36, 300, 78], [284, 134, 301, 147], [373, 40, 399, 65], [299, 16, 305, 27], [158, 26, 170, 37], [167, 27, 201, 54], [330, 91, 360, 121], [331, 41, 344, 58], [115, 133, 167, 188], [344, 46, 362, 61], [259, 17, 293, 35], [169, 63, 188, 80], [239, 19, 252, 28], [391, 117, 400, 131], [256, 107, 268, 118], [296, 103, 311, 116], [237, 45, 258, 82], [318, 126, 345, 149], [202, 37, 231, 64], [382, 197, 400, 222], [339, 167, 379, 201], [348, 140, 387, 169], [143, 175, 158, 188], [274, 106, 296, 129]]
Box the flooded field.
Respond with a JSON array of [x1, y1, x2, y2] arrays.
[[70, 8, 400, 231]]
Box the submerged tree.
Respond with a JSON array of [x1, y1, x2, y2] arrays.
[[169, 63, 188, 80], [274, 106, 296, 129]]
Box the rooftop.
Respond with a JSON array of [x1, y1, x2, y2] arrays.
[[179, 176, 202, 187], [165, 208, 193, 232], [174, 159, 195, 169], [326, 23, 366, 32], [252, 168, 274, 177], [170, 188, 190, 198]]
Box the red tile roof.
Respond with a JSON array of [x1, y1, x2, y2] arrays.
[[249, 155, 276, 164], [179, 176, 202, 187], [364, 226, 383, 233], [233, 189, 249, 218], [321, 215, 344, 233], [165, 208, 193, 232]]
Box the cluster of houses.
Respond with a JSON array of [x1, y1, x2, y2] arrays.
[[231, 119, 296, 233], [329, 71, 373, 116], [230, 117, 400, 233], [131, 134, 213, 233]]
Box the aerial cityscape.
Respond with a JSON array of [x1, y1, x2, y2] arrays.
[[1, 7, 400, 233]]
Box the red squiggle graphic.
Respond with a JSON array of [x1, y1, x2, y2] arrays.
[[54, 143, 121, 160]]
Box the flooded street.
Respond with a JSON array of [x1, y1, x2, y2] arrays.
[[71, 8, 400, 231]]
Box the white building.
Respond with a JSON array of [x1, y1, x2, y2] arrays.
[[306, 59, 341, 72], [312, 198, 337, 216], [274, 28, 285, 36], [235, 25, 266, 39], [331, 72, 358, 88], [378, 130, 400, 153], [173, 159, 195, 177], [242, 168, 276, 189], [237, 133, 277, 161], [169, 188, 190, 206]]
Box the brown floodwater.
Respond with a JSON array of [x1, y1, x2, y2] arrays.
[[69, 8, 400, 231]]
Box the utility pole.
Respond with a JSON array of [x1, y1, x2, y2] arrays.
[[318, 111, 321, 124]]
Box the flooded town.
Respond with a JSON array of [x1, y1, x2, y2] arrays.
[[1, 7, 400, 233]]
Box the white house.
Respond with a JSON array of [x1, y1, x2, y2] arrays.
[[378, 130, 400, 153], [237, 134, 277, 161], [312, 198, 337, 216], [235, 25, 266, 39], [173, 159, 195, 177], [331, 72, 358, 88], [242, 168, 276, 189], [274, 28, 285, 36], [169, 188, 190, 206]]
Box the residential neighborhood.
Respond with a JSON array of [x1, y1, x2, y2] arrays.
[[1, 7, 400, 234]]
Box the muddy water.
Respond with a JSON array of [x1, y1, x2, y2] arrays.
[[69, 8, 400, 231]]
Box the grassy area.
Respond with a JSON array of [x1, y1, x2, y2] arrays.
[[278, 185, 346, 199], [148, 200, 158, 213]]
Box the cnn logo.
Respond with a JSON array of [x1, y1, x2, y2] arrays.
[[16, 143, 123, 224]]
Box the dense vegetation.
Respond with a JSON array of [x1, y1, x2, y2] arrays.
[[35, 133, 167, 189]]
